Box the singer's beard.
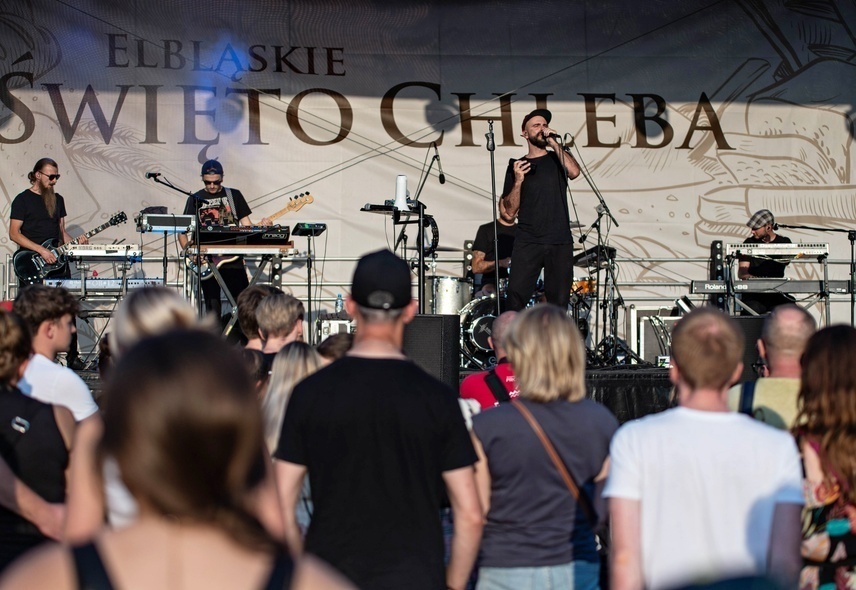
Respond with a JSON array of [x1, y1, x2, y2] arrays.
[[529, 134, 548, 149], [41, 186, 57, 218]]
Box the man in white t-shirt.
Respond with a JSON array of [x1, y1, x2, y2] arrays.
[[605, 307, 803, 590], [13, 285, 98, 421]]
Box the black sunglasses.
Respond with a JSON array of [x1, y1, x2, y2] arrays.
[[39, 172, 61, 181], [204, 179, 222, 186]]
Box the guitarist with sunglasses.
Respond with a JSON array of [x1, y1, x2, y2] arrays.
[[9, 158, 87, 369], [179, 160, 272, 322]]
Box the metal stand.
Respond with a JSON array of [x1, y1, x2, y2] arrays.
[[293, 222, 327, 345]]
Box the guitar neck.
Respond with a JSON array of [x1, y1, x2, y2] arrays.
[[268, 193, 314, 222], [58, 220, 117, 254]]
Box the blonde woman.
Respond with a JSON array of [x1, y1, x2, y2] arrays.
[[261, 342, 323, 535], [471, 305, 618, 589], [64, 287, 207, 542]]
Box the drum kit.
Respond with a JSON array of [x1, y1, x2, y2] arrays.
[[418, 246, 601, 370]]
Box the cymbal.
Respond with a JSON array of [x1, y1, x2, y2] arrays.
[[406, 245, 464, 252]]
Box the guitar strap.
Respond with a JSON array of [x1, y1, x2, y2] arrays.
[[224, 187, 238, 224]]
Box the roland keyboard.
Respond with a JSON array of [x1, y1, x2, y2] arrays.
[[724, 242, 829, 257], [44, 277, 164, 295], [691, 279, 851, 295], [65, 244, 142, 260]]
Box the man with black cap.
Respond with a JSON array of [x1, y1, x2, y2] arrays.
[[273, 249, 483, 590], [737, 209, 794, 314], [501, 109, 581, 311], [179, 160, 270, 318]]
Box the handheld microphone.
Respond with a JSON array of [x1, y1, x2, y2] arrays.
[[145, 172, 161, 179], [432, 142, 446, 184], [544, 132, 561, 140]]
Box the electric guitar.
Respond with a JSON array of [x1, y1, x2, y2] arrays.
[[13, 212, 128, 282], [186, 192, 313, 280]]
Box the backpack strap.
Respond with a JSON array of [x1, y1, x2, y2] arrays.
[[484, 368, 511, 403], [739, 381, 756, 417], [71, 542, 115, 590]]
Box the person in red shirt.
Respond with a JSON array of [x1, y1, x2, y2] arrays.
[[460, 311, 519, 409]]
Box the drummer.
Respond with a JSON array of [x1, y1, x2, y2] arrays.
[[472, 200, 517, 298]]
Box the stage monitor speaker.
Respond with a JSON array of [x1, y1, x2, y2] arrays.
[[733, 314, 767, 383], [403, 314, 460, 390]]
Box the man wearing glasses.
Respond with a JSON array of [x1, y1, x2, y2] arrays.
[[10, 157, 87, 369], [179, 159, 270, 320]]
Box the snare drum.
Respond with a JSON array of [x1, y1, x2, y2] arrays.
[[424, 276, 473, 315]]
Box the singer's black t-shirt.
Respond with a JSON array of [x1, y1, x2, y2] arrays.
[[501, 152, 571, 244]]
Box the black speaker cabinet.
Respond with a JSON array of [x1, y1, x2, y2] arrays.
[[403, 314, 460, 390], [733, 314, 767, 383]]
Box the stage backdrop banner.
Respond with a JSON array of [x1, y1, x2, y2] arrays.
[[1, 0, 853, 324]]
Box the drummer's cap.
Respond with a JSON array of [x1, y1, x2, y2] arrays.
[[522, 108, 552, 130], [747, 209, 774, 230], [351, 249, 412, 310], [201, 159, 223, 176]]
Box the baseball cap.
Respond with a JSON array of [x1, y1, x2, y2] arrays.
[[747, 209, 774, 230], [521, 108, 552, 130], [201, 159, 224, 176], [351, 250, 412, 310]]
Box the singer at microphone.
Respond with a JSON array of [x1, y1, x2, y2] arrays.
[[498, 108, 582, 312]]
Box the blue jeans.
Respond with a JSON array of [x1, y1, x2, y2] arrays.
[[476, 561, 600, 590]]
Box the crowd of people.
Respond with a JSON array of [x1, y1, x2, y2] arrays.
[[0, 245, 852, 589]]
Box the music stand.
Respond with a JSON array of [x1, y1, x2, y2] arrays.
[[293, 223, 327, 345]]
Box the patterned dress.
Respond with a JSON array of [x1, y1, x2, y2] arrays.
[[800, 440, 856, 590]]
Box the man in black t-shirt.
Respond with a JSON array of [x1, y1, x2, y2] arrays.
[[471, 202, 517, 297], [737, 209, 794, 315], [179, 160, 270, 318], [10, 158, 86, 367], [501, 109, 580, 311], [274, 249, 483, 590]]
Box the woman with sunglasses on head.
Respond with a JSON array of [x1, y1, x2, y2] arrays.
[[0, 330, 352, 590]]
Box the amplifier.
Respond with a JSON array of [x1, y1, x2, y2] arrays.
[[315, 312, 355, 342]]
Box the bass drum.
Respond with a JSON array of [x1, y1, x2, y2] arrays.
[[459, 295, 508, 369]]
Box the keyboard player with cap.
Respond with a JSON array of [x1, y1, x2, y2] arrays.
[[737, 209, 795, 315]]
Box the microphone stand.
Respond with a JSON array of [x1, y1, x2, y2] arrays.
[[485, 120, 501, 317], [776, 222, 855, 326], [407, 151, 440, 314], [148, 175, 207, 316]]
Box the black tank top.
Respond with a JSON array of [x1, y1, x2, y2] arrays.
[[0, 385, 68, 572], [71, 541, 295, 590]]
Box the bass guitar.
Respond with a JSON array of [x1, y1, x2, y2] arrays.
[[186, 192, 313, 280], [13, 212, 128, 282]]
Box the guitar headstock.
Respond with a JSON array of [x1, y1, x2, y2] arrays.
[[288, 192, 314, 212], [109, 211, 128, 226]]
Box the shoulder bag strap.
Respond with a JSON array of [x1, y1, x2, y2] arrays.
[[510, 400, 599, 531], [484, 368, 511, 403], [739, 381, 756, 417]]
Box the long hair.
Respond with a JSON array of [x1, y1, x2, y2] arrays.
[[108, 286, 204, 358], [0, 310, 32, 384], [504, 304, 586, 402], [28, 157, 58, 218], [99, 330, 277, 550], [261, 342, 323, 452], [794, 325, 856, 503]]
